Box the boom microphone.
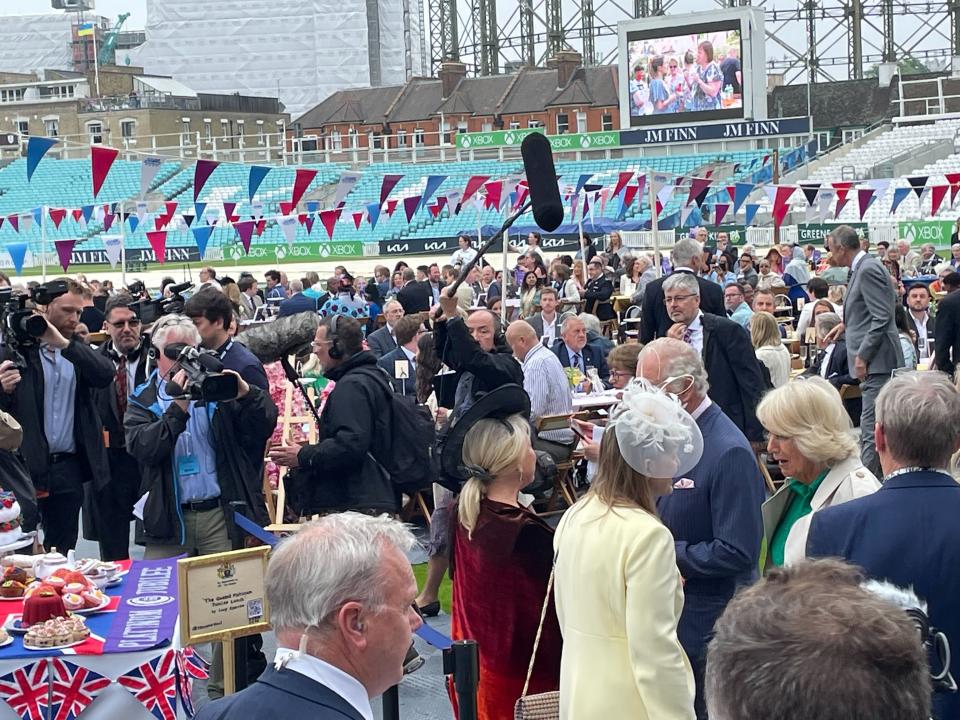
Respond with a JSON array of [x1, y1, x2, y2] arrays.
[[521, 132, 564, 232], [234, 312, 320, 364]]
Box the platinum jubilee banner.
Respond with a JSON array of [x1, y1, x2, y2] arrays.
[[103, 556, 180, 654]]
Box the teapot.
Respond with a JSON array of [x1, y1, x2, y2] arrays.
[[33, 551, 70, 580]]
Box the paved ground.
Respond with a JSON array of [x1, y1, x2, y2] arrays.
[[75, 520, 456, 719]]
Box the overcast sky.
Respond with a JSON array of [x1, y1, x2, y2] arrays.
[[4, 0, 148, 26]]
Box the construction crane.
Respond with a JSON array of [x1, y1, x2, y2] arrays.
[[98, 12, 131, 66]]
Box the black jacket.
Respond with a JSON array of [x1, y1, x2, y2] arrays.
[[397, 281, 432, 315], [434, 316, 523, 401], [700, 313, 765, 442], [906, 311, 935, 357], [377, 347, 416, 396], [936, 290, 960, 376], [0, 450, 38, 533], [296, 352, 399, 514], [804, 339, 861, 425], [640, 270, 725, 343], [94, 341, 150, 451], [583, 277, 615, 320], [0, 338, 114, 493], [124, 371, 277, 546]]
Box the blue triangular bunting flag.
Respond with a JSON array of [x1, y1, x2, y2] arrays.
[[732, 182, 753, 215], [6, 242, 28, 274], [31, 207, 42, 227], [248, 166, 271, 202], [890, 186, 911, 215], [195, 202, 207, 221], [128, 215, 140, 233], [418, 175, 447, 214], [366, 202, 381, 230], [81, 205, 94, 224], [192, 224, 213, 259], [26, 136, 58, 181], [745, 203, 760, 226]]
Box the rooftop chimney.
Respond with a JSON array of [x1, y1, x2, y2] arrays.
[[547, 50, 583, 88], [439, 61, 467, 99]]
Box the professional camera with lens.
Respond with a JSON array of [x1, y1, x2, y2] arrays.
[[131, 281, 193, 324], [162, 342, 238, 403], [0, 281, 69, 366]]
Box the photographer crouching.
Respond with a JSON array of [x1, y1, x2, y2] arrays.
[[0, 279, 114, 552], [123, 314, 277, 557]]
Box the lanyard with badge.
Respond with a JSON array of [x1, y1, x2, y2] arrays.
[[177, 429, 200, 479]]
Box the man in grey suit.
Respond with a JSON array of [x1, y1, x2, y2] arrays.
[[827, 225, 904, 476], [524, 287, 569, 349], [366, 300, 404, 358]]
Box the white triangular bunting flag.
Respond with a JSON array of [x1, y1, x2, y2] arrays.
[[103, 236, 122, 268], [818, 189, 835, 223], [680, 206, 693, 226], [136, 201, 148, 223], [279, 215, 298, 247], [140, 156, 164, 198]]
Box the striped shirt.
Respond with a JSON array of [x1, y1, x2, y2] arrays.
[[521, 343, 574, 444]]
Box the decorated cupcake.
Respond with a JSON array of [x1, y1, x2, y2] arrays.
[[63, 582, 87, 596], [81, 590, 105, 609], [0, 579, 25, 598], [61, 593, 84, 612], [44, 576, 66, 593]]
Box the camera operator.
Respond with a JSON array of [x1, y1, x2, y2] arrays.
[[268, 316, 398, 515], [0, 278, 114, 552], [124, 314, 276, 556], [85, 292, 150, 561], [184, 288, 269, 390]]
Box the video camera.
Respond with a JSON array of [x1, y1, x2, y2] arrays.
[[0, 281, 69, 367], [162, 342, 238, 403], [130, 281, 193, 324]]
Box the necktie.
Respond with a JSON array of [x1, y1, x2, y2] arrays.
[[682, 328, 693, 345], [115, 356, 128, 417], [572, 353, 582, 372]]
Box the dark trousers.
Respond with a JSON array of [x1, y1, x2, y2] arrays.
[[96, 449, 141, 561], [38, 455, 84, 552]]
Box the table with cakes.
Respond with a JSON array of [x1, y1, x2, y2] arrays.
[[0, 491, 193, 720]]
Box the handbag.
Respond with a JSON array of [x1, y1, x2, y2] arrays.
[[514, 565, 560, 719]]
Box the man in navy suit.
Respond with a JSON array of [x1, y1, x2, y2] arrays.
[[639, 338, 766, 720], [377, 314, 422, 396], [807, 371, 960, 720], [366, 300, 403, 358], [278, 280, 320, 317], [196, 513, 423, 720], [552, 314, 609, 389]]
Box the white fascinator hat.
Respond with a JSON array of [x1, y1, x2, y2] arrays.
[[605, 380, 704, 478]]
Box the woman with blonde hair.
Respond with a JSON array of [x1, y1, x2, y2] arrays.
[[757, 376, 880, 569], [554, 382, 699, 719], [443, 387, 561, 719], [751, 311, 791, 387]]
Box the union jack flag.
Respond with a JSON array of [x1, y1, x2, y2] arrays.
[[0, 661, 49, 720], [49, 658, 110, 720], [118, 650, 178, 720], [182, 646, 210, 678]]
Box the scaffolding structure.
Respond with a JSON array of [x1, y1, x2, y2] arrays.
[[426, 0, 960, 84]]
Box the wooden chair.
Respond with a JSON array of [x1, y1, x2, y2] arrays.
[[594, 300, 620, 339], [400, 491, 433, 525], [534, 414, 581, 514], [621, 305, 642, 341], [839, 384, 862, 401]]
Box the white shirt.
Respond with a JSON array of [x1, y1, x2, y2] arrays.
[[796, 300, 843, 337], [690, 396, 712, 420], [686, 312, 704, 353], [911, 311, 931, 359], [820, 343, 837, 379], [522, 344, 574, 443], [401, 344, 417, 369], [540, 312, 558, 347], [449, 247, 478, 267], [850, 250, 867, 276], [272, 648, 373, 720]]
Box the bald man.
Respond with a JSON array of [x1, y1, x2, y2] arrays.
[[506, 321, 574, 460]]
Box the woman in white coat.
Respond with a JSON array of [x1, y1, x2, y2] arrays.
[[757, 376, 880, 569]]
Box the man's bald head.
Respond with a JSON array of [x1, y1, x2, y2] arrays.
[[465, 309, 498, 351], [505, 320, 537, 360]]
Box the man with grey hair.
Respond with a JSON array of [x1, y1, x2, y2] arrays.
[[366, 299, 404, 358], [637, 338, 765, 719], [196, 512, 422, 719], [661, 271, 765, 441], [826, 224, 904, 476], [629, 252, 658, 307], [553, 314, 609, 389], [278, 279, 319, 318], [705, 559, 932, 720], [896, 238, 920, 273], [808, 371, 960, 720], [640, 238, 725, 342], [917, 242, 943, 275]]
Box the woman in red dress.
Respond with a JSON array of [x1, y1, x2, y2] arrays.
[[443, 388, 561, 719]]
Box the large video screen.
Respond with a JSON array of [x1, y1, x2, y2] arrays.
[[625, 20, 744, 127]]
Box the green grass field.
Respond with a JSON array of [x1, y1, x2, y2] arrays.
[[412, 563, 453, 614]]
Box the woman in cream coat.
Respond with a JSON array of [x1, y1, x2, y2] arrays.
[[554, 384, 699, 719], [757, 377, 880, 569]]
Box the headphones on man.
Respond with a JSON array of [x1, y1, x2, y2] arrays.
[[328, 314, 344, 360]]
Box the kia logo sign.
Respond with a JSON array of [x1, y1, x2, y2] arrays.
[[386, 243, 409, 253], [424, 241, 447, 251], [540, 238, 568, 249]]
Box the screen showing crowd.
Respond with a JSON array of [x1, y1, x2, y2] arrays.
[[626, 26, 743, 125]]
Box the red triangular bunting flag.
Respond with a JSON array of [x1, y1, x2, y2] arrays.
[[71, 209, 83, 222], [55, 239, 75, 271], [194, 160, 220, 202], [857, 188, 875, 220], [147, 231, 167, 264], [612, 171, 634, 199], [622, 184, 640, 210], [773, 186, 796, 227], [832, 181, 854, 217], [379, 175, 403, 204], [484, 181, 503, 210], [255, 219, 266, 236], [403, 195, 421, 222], [8, 215, 19, 233], [714, 203, 730, 226], [931, 185, 949, 216], [91, 145, 119, 199], [946, 173, 960, 205], [385, 199, 398, 217], [353, 212, 363, 229], [291, 168, 318, 208], [304, 216, 315, 235], [429, 204, 441, 218], [49, 208, 67, 229], [686, 177, 712, 207], [462, 175, 490, 205], [234, 220, 255, 252], [279, 201, 295, 216], [319, 209, 338, 240], [297, 213, 308, 226], [726, 185, 736, 203], [223, 202, 237, 223]]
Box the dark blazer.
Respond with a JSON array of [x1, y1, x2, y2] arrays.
[[640, 270, 725, 343], [377, 346, 416, 396], [657, 402, 765, 713], [583, 276, 616, 320], [935, 289, 960, 376], [524, 312, 569, 340], [553, 342, 609, 384], [397, 281, 432, 315], [0, 338, 114, 493], [366, 325, 398, 358], [700, 313, 765, 442], [194, 665, 364, 720], [804, 340, 861, 425], [278, 292, 319, 318], [807, 470, 960, 720], [94, 341, 150, 451]]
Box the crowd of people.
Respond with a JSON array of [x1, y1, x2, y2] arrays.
[[0, 220, 959, 720]]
